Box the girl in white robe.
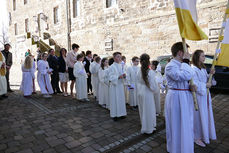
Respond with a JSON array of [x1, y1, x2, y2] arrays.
[[90, 56, 101, 101], [37, 53, 54, 98], [192, 50, 216, 147], [20, 56, 35, 97], [137, 54, 158, 134], [126, 56, 140, 108], [73, 54, 89, 101], [98, 58, 109, 108]]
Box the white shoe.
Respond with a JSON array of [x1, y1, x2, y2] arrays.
[[84, 98, 90, 102], [63, 93, 68, 97], [43, 94, 52, 98], [195, 140, 206, 147]]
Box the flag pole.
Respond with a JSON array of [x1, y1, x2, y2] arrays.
[[207, 0, 229, 95], [182, 38, 199, 111]]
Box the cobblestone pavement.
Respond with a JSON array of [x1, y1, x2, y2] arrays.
[[0, 90, 229, 153]]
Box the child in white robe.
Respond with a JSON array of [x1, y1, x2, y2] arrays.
[[37, 53, 54, 98], [151, 60, 164, 115], [126, 56, 140, 109], [98, 58, 109, 108], [90, 56, 101, 101], [192, 50, 216, 147], [109, 52, 127, 121], [137, 54, 158, 134], [121, 56, 129, 104], [165, 42, 195, 153], [20, 56, 35, 97], [73, 54, 89, 101]]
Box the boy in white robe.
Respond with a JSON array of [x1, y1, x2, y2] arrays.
[[98, 58, 109, 108], [165, 42, 195, 153], [121, 56, 129, 104], [90, 56, 101, 101], [37, 53, 54, 98], [151, 61, 165, 115], [126, 56, 140, 109], [74, 54, 89, 101], [137, 53, 158, 134], [20, 56, 35, 97], [192, 50, 216, 147], [109, 52, 127, 121], [0, 51, 7, 100]]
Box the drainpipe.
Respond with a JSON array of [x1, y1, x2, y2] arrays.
[[66, 0, 71, 51]]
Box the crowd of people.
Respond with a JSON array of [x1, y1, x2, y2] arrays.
[[0, 42, 217, 153]]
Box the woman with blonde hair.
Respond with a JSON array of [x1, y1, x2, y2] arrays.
[[20, 56, 35, 97]]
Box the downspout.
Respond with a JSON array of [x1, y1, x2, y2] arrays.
[[66, 0, 71, 51]]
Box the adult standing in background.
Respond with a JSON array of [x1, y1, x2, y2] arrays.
[[66, 43, 79, 97], [84, 50, 93, 95], [1, 43, 13, 92], [58, 48, 69, 97], [47, 48, 61, 94]]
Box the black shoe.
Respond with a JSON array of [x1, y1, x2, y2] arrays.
[[8, 89, 14, 93], [1, 94, 8, 99], [113, 117, 118, 121], [120, 116, 126, 119], [57, 91, 62, 94]]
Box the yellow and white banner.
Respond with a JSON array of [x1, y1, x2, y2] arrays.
[[216, 18, 229, 67], [174, 0, 208, 40]]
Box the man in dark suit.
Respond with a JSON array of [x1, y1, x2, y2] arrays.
[[47, 49, 61, 94], [83, 50, 93, 94], [1, 44, 13, 92]]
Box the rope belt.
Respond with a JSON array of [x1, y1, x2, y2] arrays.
[[170, 88, 191, 91]]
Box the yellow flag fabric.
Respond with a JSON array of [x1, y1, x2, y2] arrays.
[[216, 19, 229, 67], [174, 0, 208, 40], [0, 52, 6, 76]]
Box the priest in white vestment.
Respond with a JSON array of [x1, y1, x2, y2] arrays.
[[126, 56, 140, 108], [37, 53, 54, 98], [0, 51, 7, 98], [73, 54, 89, 101], [90, 56, 101, 100], [165, 42, 195, 153], [137, 54, 158, 134], [192, 50, 216, 147], [109, 52, 127, 121]]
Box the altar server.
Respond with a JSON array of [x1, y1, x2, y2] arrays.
[[109, 52, 127, 121], [126, 56, 140, 109], [73, 54, 89, 101], [20, 56, 35, 97], [192, 50, 216, 147], [165, 42, 195, 153], [37, 53, 54, 98]]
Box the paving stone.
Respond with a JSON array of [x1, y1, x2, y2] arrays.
[[47, 139, 65, 147], [0, 144, 7, 150], [63, 136, 74, 142], [81, 146, 95, 153], [65, 140, 81, 149], [17, 149, 33, 153]]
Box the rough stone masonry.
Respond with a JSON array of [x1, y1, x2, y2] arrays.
[[7, 0, 227, 64]]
